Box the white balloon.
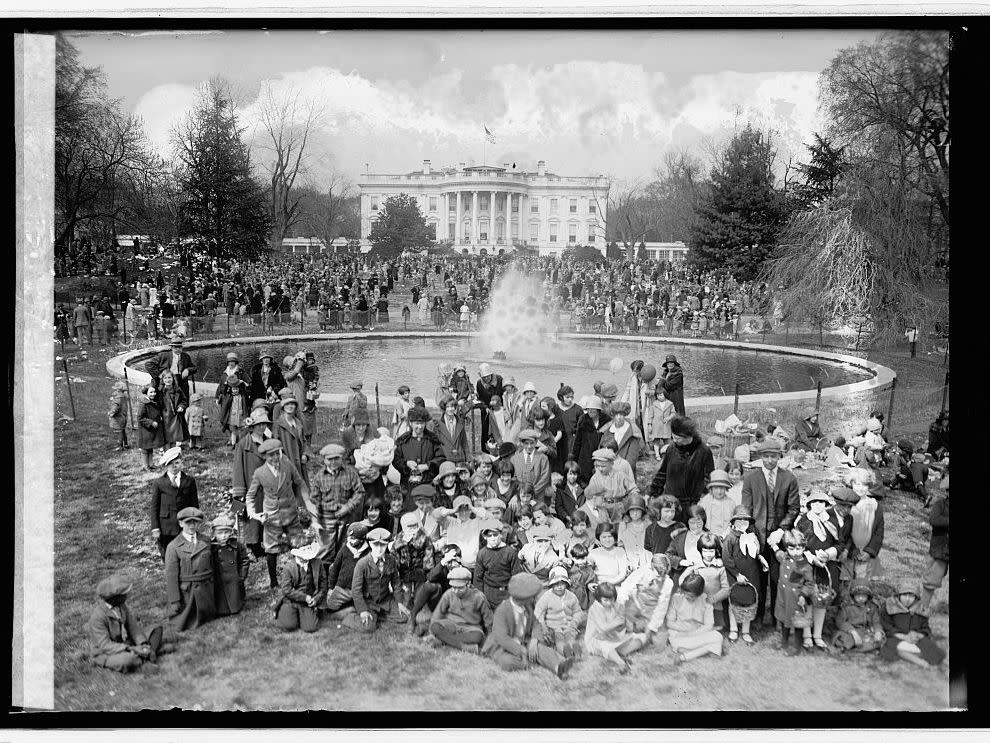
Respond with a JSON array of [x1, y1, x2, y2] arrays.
[[587, 354, 599, 369], [609, 357, 624, 375]]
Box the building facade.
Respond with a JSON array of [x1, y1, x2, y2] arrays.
[[641, 241, 689, 262], [358, 160, 608, 256]]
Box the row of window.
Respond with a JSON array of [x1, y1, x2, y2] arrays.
[[368, 195, 597, 215]]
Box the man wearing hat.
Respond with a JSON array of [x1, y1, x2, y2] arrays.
[[586, 448, 640, 525], [312, 442, 366, 561], [150, 447, 200, 561], [393, 406, 444, 488], [475, 362, 504, 446], [164, 507, 217, 631], [87, 574, 168, 673], [325, 522, 371, 618], [481, 572, 573, 679], [249, 350, 286, 407], [273, 387, 310, 487], [245, 439, 320, 560], [511, 429, 554, 504], [274, 537, 328, 633], [345, 527, 410, 632], [741, 437, 800, 627], [146, 335, 197, 399], [428, 566, 494, 653], [232, 409, 275, 572], [599, 382, 620, 418], [659, 354, 685, 416], [342, 408, 379, 465], [344, 381, 368, 428]]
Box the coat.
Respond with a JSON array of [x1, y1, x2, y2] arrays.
[[648, 438, 715, 514], [598, 420, 645, 465], [929, 496, 949, 561], [553, 483, 584, 526], [433, 414, 471, 463], [108, 394, 128, 432], [212, 539, 250, 616], [185, 404, 204, 437], [509, 450, 554, 502], [660, 362, 685, 416], [150, 472, 200, 537], [393, 429, 445, 485], [351, 552, 400, 615], [482, 598, 545, 659], [880, 597, 945, 665], [87, 601, 147, 664], [164, 534, 216, 631], [231, 431, 269, 545], [740, 467, 801, 542], [136, 396, 166, 450], [721, 528, 763, 587], [147, 350, 197, 398], [474, 543, 523, 608], [160, 386, 189, 444], [245, 456, 313, 553], [795, 510, 843, 599], [274, 415, 309, 485], [773, 550, 815, 628], [249, 363, 287, 404], [644, 398, 675, 441], [571, 411, 611, 484], [216, 367, 249, 432], [274, 557, 328, 615]]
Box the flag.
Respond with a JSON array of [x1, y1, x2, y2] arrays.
[[484, 125, 495, 144]]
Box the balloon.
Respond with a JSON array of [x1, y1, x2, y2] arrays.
[[641, 364, 657, 383], [609, 357, 624, 375], [586, 354, 599, 370]]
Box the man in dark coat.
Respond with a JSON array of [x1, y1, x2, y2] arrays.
[[740, 438, 800, 627], [393, 406, 445, 490], [648, 415, 714, 516], [660, 354, 685, 416], [146, 336, 197, 399], [150, 447, 200, 560], [164, 507, 216, 631], [475, 363, 504, 445]]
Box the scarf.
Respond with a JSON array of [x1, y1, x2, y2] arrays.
[[849, 496, 878, 551], [805, 508, 841, 542], [738, 531, 760, 559]]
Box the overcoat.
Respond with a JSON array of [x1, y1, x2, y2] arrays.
[[164, 534, 216, 631]]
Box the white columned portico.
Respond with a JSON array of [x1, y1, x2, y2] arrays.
[[455, 191, 462, 245], [441, 193, 448, 240], [490, 189, 496, 245], [471, 191, 478, 247]]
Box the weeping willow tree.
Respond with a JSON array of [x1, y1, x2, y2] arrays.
[[763, 178, 946, 348]]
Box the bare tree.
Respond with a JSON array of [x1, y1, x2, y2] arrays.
[[590, 177, 660, 258], [295, 172, 358, 250], [255, 82, 324, 250]]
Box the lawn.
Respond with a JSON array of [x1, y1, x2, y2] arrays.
[[52, 334, 952, 711]]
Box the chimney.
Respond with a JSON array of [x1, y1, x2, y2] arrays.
[[423, 159, 431, 175], [502, 162, 510, 170], [537, 160, 546, 176], [458, 162, 466, 171]]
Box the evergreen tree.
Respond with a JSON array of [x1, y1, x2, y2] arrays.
[[688, 125, 789, 281], [368, 193, 434, 259], [636, 240, 648, 261], [173, 80, 272, 259], [605, 241, 623, 260], [790, 134, 846, 210]]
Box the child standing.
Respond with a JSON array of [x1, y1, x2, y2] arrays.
[[665, 572, 725, 664], [137, 385, 165, 471], [108, 381, 129, 451], [583, 582, 647, 674], [721, 505, 766, 645], [344, 381, 368, 428], [698, 470, 737, 539], [845, 468, 885, 583], [831, 579, 884, 653], [534, 566, 585, 658], [185, 391, 206, 450], [645, 388, 675, 460], [774, 529, 817, 655], [211, 514, 249, 616]]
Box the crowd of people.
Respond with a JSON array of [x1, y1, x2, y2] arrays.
[[92, 327, 950, 679]]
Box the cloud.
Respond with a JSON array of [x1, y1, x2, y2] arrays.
[[133, 62, 822, 182]]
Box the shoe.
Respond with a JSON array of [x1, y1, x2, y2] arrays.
[[803, 638, 814, 652], [813, 637, 829, 650], [461, 643, 480, 655], [556, 656, 574, 680], [728, 631, 739, 643], [762, 615, 777, 630], [423, 634, 442, 648], [672, 652, 685, 666], [742, 633, 754, 646]]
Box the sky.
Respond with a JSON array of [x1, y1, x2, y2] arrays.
[[69, 29, 884, 187]]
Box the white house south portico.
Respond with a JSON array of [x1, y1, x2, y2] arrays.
[[358, 160, 608, 256]]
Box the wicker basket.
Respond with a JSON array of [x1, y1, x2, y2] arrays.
[[729, 582, 759, 622]]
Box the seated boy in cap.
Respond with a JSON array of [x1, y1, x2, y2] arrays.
[[274, 537, 328, 633], [391, 511, 437, 615], [325, 522, 370, 618], [518, 524, 564, 581], [345, 527, 410, 632], [87, 574, 172, 673], [534, 566, 584, 658], [474, 519, 524, 610], [211, 514, 250, 616], [428, 566, 494, 653], [481, 573, 574, 679]]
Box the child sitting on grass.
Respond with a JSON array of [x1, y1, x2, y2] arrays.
[[428, 566, 493, 654], [274, 538, 327, 633], [474, 519, 523, 610], [409, 544, 462, 636], [678, 532, 731, 632], [87, 574, 172, 673], [535, 566, 585, 658], [566, 542, 597, 612], [879, 584, 946, 669], [583, 582, 647, 675], [831, 579, 884, 654], [623, 553, 674, 644], [665, 572, 725, 665]]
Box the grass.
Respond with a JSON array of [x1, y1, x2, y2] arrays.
[[52, 310, 952, 711]]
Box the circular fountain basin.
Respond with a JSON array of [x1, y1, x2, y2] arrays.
[[107, 332, 895, 409]]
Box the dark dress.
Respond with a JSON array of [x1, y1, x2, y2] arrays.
[[249, 363, 287, 405], [161, 386, 189, 444], [571, 411, 611, 485], [212, 539, 250, 615], [216, 367, 250, 433], [137, 397, 166, 450], [660, 362, 685, 416]]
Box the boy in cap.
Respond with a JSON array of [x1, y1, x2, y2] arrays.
[[311, 442, 365, 561], [534, 566, 584, 658], [164, 507, 217, 631], [274, 537, 328, 633], [87, 574, 170, 673], [511, 429, 554, 505], [428, 566, 494, 653], [107, 380, 130, 451], [326, 522, 370, 618], [481, 573, 574, 679], [409, 543, 463, 636], [185, 391, 206, 450], [150, 447, 200, 561], [587, 448, 640, 525], [344, 381, 368, 428], [211, 514, 249, 616], [345, 527, 410, 632], [474, 519, 524, 610], [391, 510, 437, 615]]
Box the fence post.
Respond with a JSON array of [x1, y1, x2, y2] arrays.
[[123, 366, 136, 429], [940, 371, 949, 415], [375, 383, 382, 427], [62, 357, 76, 419], [733, 382, 740, 416], [227, 311, 230, 336], [815, 380, 822, 411], [886, 376, 897, 438]]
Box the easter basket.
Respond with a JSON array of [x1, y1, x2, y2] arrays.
[[728, 582, 759, 622], [790, 603, 813, 629]]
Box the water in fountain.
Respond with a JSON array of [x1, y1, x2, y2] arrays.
[[478, 268, 559, 360]]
